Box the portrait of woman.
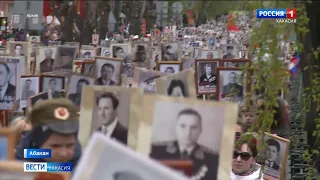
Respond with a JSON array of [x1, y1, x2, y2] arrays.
[[167, 79, 186, 97]]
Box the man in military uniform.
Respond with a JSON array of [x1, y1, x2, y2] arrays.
[[222, 72, 243, 97], [150, 109, 219, 180], [223, 45, 235, 59], [48, 78, 62, 98], [68, 78, 90, 107], [199, 64, 216, 86], [21, 79, 36, 100]]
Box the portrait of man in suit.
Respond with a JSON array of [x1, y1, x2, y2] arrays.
[[223, 45, 235, 59], [21, 79, 35, 100], [0, 63, 15, 104], [47, 78, 61, 98], [265, 138, 281, 170], [68, 78, 90, 106], [40, 48, 55, 73], [57, 49, 75, 70], [222, 72, 243, 97], [199, 64, 216, 86], [95, 93, 128, 144], [150, 109, 219, 180], [95, 63, 117, 85], [13, 44, 24, 56]]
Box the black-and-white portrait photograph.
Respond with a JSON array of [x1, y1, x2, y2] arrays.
[[91, 91, 130, 144], [132, 43, 148, 62], [196, 60, 219, 94], [100, 40, 110, 47], [48, 41, 61, 46], [9, 42, 28, 57], [200, 50, 221, 59], [111, 44, 130, 59], [81, 62, 94, 76], [160, 43, 179, 61], [80, 49, 95, 58], [221, 44, 239, 59], [134, 68, 166, 93], [54, 46, 77, 71], [0, 62, 17, 110], [41, 76, 64, 98], [101, 47, 111, 57], [151, 51, 160, 70], [263, 134, 290, 180], [182, 57, 194, 70], [20, 76, 40, 108], [193, 48, 201, 59], [29, 92, 49, 107], [150, 100, 224, 180], [158, 63, 181, 74], [73, 133, 189, 180], [67, 74, 95, 107], [28, 36, 40, 43], [38, 47, 58, 73], [217, 69, 245, 105], [94, 58, 122, 86], [223, 60, 250, 68]]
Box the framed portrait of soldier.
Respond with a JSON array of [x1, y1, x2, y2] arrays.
[[28, 92, 49, 108], [193, 48, 201, 59], [54, 46, 78, 72], [0, 61, 19, 110], [101, 47, 111, 57], [73, 133, 189, 180], [156, 61, 182, 74], [155, 69, 196, 98], [221, 59, 250, 68], [81, 60, 95, 76], [160, 43, 180, 61], [200, 50, 222, 59], [78, 86, 143, 148], [7, 41, 30, 57], [27, 36, 40, 44], [37, 47, 58, 74], [133, 68, 167, 93], [132, 42, 149, 63], [263, 133, 290, 180], [221, 44, 239, 59], [136, 95, 239, 180], [0, 128, 16, 160], [40, 75, 65, 98], [195, 59, 220, 95], [66, 74, 95, 108], [94, 57, 122, 86], [20, 75, 40, 108], [80, 49, 96, 59], [111, 44, 131, 59], [216, 67, 247, 106]]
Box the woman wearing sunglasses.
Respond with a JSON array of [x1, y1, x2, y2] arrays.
[[231, 134, 263, 180]]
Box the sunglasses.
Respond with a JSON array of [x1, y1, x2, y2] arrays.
[[233, 151, 252, 161]]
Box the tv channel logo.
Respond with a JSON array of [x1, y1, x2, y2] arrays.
[[24, 162, 72, 172], [24, 149, 51, 159], [256, 9, 296, 19]]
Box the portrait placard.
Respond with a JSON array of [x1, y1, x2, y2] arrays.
[[159, 43, 181, 61], [79, 49, 96, 59], [0, 161, 71, 180], [6, 41, 31, 74], [37, 47, 58, 74], [216, 67, 247, 106], [28, 92, 49, 109], [195, 59, 220, 95], [221, 44, 239, 59], [66, 74, 95, 108], [200, 50, 222, 59], [263, 133, 290, 180], [28, 36, 40, 43], [40, 75, 65, 98], [0, 128, 15, 160], [221, 59, 251, 68], [79, 86, 143, 149], [20, 75, 40, 109], [156, 61, 182, 74], [101, 47, 111, 57], [94, 57, 122, 86], [136, 95, 239, 180], [156, 69, 196, 98], [73, 133, 190, 180], [110, 44, 131, 58], [81, 60, 94, 76], [54, 46, 78, 72], [131, 42, 150, 63], [133, 68, 167, 93]]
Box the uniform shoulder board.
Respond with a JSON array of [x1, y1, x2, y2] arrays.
[[152, 141, 173, 146], [199, 145, 215, 154]]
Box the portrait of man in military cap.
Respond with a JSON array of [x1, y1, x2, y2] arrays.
[[161, 43, 179, 61], [67, 74, 95, 107], [133, 43, 148, 62], [150, 101, 223, 180], [222, 44, 239, 59], [135, 68, 167, 93]]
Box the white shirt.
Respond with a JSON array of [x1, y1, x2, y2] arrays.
[[101, 118, 118, 137], [230, 164, 263, 180], [0, 83, 8, 100]]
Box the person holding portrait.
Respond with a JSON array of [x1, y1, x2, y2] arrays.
[[95, 63, 117, 85], [95, 93, 128, 144], [0, 63, 15, 103], [150, 108, 219, 180]]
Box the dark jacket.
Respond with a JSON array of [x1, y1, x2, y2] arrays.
[[95, 77, 116, 86], [199, 74, 216, 86], [15, 132, 82, 170], [0, 83, 15, 102], [96, 122, 128, 144], [40, 59, 55, 73]]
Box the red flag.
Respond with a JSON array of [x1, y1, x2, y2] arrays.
[[75, 0, 84, 17], [227, 13, 239, 31], [43, 0, 52, 17]]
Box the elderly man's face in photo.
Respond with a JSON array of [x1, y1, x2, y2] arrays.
[[207, 52, 213, 59], [97, 97, 116, 125], [229, 73, 237, 84], [0, 64, 9, 87], [266, 145, 278, 162], [14, 45, 22, 55], [25, 80, 31, 90], [45, 49, 53, 59], [175, 113, 201, 147], [205, 66, 212, 75], [101, 66, 113, 81], [49, 80, 56, 91]]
